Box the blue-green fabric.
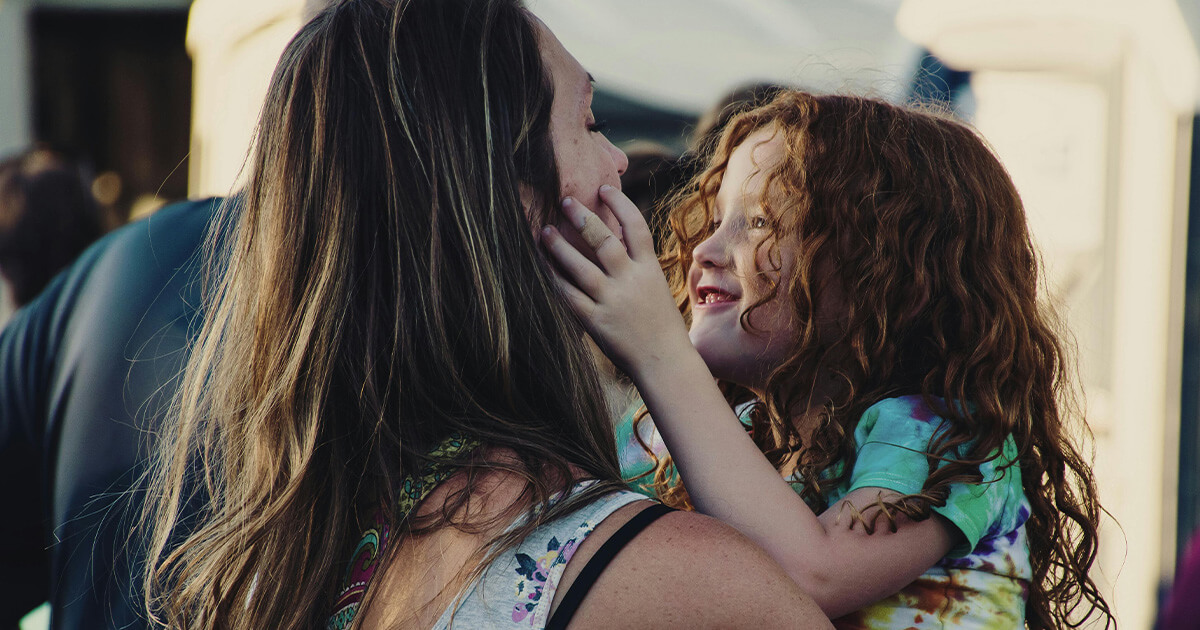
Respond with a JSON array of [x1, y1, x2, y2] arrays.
[[613, 395, 1033, 628], [801, 396, 1033, 628], [824, 396, 1026, 556], [614, 405, 661, 495]]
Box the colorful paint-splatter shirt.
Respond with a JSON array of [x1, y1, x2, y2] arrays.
[[809, 396, 1032, 629]]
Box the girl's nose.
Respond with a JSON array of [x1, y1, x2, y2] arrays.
[[692, 230, 729, 268]]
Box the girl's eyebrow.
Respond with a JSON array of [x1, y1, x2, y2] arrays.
[[712, 197, 730, 220]]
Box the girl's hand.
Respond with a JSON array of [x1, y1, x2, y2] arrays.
[[541, 186, 693, 379]]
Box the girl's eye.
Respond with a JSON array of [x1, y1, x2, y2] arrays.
[[749, 216, 769, 229], [588, 119, 609, 134]]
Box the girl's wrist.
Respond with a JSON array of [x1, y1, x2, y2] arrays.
[[626, 333, 710, 390]]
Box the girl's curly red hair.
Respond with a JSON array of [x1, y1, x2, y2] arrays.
[[645, 90, 1114, 629]]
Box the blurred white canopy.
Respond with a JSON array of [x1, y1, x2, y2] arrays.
[[528, 0, 921, 114], [184, 0, 922, 194]]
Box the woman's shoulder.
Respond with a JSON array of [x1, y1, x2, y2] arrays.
[[552, 502, 832, 629], [370, 469, 831, 629]]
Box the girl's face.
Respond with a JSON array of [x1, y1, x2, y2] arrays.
[[687, 127, 798, 391]]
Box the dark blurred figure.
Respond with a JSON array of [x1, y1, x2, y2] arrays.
[[907, 50, 971, 113], [1160, 527, 1200, 629], [0, 148, 107, 307], [615, 85, 791, 250], [0, 197, 219, 630], [620, 141, 689, 248], [689, 82, 788, 159]]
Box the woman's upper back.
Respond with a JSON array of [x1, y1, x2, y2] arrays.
[[427, 484, 646, 628], [357, 471, 832, 629]]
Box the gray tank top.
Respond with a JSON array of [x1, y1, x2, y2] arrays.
[[432, 482, 648, 629]]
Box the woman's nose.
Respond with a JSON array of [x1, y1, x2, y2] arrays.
[[606, 138, 629, 176]]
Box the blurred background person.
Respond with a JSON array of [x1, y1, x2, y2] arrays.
[[619, 141, 688, 251], [688, 82, 788, 160], [0, 193, 219, 630], [0, 147, 106, 312], [1158, 525, 1200, 629]]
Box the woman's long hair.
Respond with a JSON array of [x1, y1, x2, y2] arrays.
[[650, 91, 1113, 628], [142, 1, 623, 628]]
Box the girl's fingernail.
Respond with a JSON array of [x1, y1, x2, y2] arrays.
[[541, 226, 553, 236], [600, 185, 614, 192], [562, 197, 574, 207]]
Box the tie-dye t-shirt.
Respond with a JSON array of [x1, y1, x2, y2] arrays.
[[613, 395, 1031, 628], [614, 406, 666, 494], [807, 396, 1031, 629], [614, 395, 1031, 628]]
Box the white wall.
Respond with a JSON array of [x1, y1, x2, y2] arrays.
[[899, 0, 1200, 627], [532, 0, 920, 114], [186, 0, 307, 196], [0, 0, 32, 159]]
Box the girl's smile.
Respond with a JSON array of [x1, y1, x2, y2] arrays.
[[687, 125, 796, 392], [694, 284, 741, 306]]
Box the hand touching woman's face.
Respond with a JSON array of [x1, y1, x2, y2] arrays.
[[531, 20, 629, 251]]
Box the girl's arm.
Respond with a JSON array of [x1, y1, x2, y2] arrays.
[[541, 188, 956, 617]]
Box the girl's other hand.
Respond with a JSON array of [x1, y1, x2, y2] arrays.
[[541, 186, 693, 379]]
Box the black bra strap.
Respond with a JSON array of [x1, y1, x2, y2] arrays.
[[544, 502, 675, 630]]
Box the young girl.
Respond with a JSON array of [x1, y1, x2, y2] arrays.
[[542, 90, 1114, 628]]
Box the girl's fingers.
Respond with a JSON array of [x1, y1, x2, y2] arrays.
[[540, 225, 607, 300], [577, 212, 613, 252], [561, 197, 629, 273], [598, 185, 656, 262], [548, 264, 597, 318]]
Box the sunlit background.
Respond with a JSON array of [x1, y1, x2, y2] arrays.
[[1, 0, 1198, 627]]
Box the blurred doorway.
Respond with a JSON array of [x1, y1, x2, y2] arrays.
[[1180, 113, 1200, 562], [31, 9, 191, 227]]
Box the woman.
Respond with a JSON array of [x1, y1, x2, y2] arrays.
[[141, 1, 830, 628]]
